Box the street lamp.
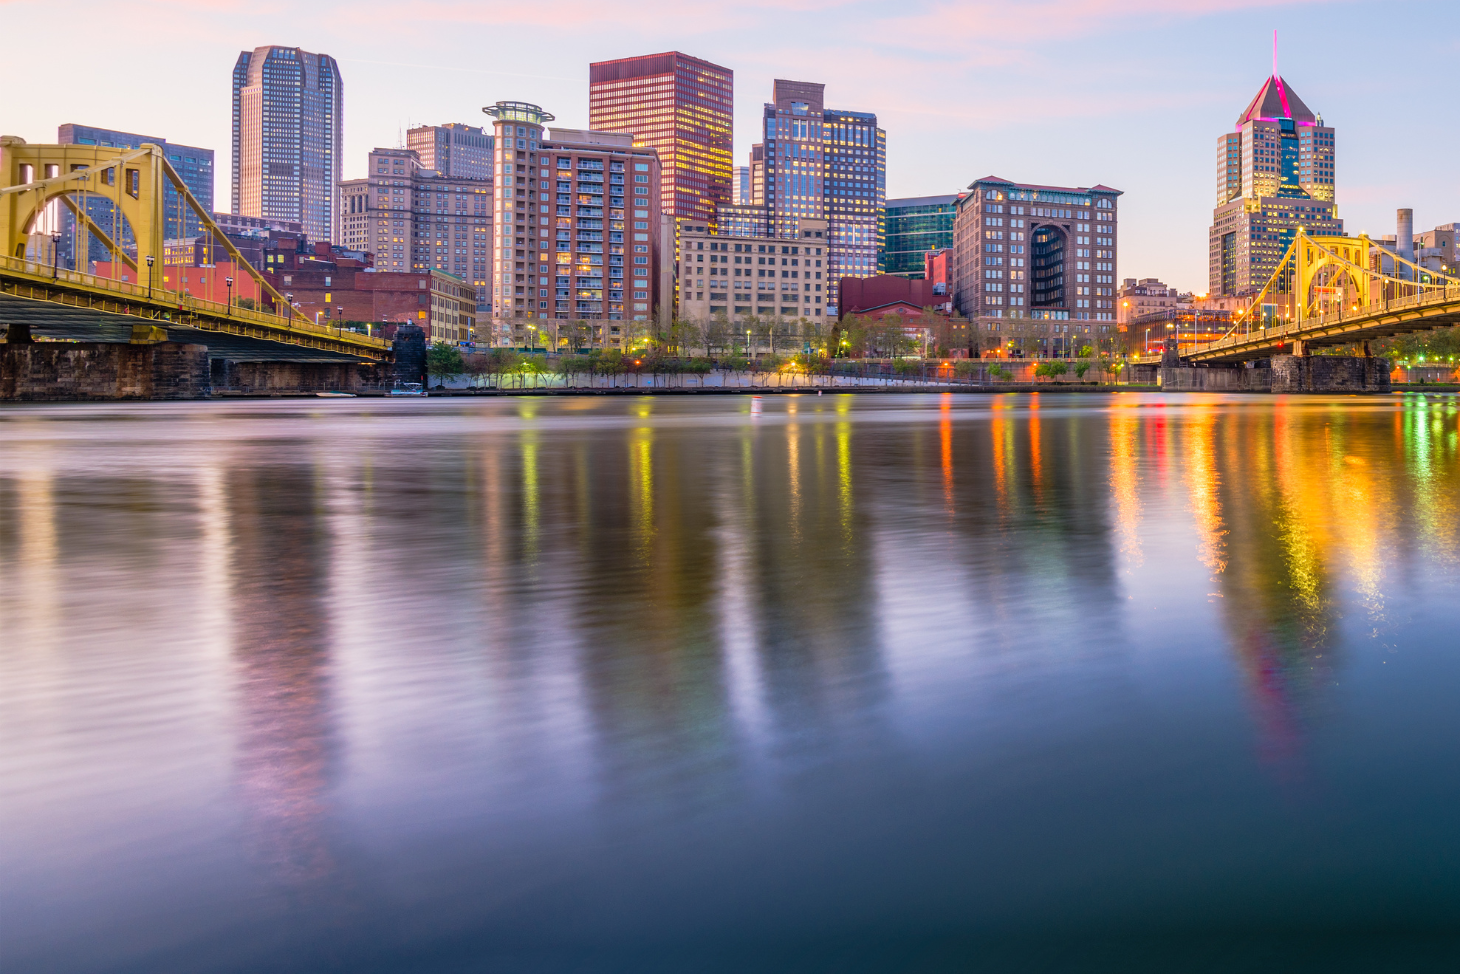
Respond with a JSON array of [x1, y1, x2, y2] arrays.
[[285, 292, 293, 325], [50, 232, 61, 280], [225, 276, 233, 311], [145, 254, 154, 298]]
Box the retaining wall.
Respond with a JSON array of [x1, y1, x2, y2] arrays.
[[210, 359, 386, 395]]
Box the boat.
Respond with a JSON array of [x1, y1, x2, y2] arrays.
[[315, 391, 356, 398], [389, 382, 426, 397]]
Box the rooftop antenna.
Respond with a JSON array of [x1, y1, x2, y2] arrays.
[[1272, 30, 1278, 77]]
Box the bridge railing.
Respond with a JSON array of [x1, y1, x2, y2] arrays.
[[0, 253, 387, 354], [1192, 283, 1460, 355]]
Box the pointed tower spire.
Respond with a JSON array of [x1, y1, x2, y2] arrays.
[[1272, 30, 1278, 77]]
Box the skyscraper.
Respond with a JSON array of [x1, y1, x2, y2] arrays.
[[588, 52, 732, 228], [821, 107, 884, 290], [1208, 73, 1341, 296], [231, 45, 343, 244], [407, 123, 495, 180], [750, 80, 885, 315]]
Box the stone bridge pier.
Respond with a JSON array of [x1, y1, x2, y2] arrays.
[[1158, 339, 1390, 394]]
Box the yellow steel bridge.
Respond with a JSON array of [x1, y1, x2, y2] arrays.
[[1, 137, 388, 361], [1171, 229, 1458, 364]]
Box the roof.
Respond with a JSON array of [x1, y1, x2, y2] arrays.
[[885, 194, 959, 209], [1236, 75, 1315, 126], [845, 299, 930, 317], [965, 177, 1121, 196]]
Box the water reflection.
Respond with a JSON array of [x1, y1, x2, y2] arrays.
[[2, 393, 1459, 971], [226, 460, 337, 884]]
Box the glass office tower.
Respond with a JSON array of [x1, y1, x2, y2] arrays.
[[882, 194, 959, 276]]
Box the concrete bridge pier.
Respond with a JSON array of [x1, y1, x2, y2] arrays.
[[1158, 353, 1389, 394], [1269, 354, 1390, 393]]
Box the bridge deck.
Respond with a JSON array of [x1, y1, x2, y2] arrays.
[[1, 255, 389, 361], [0, 293, 374, 363], [1187, 286, 1460, 363]]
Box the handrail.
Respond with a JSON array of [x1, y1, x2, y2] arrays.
[[0, 253, 388, 352], [1189, 283, 1460, 355]]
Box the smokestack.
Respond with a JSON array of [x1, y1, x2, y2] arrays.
[[1396, 208, 1414, 281]]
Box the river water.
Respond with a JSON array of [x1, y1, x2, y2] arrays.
[[2, 392, 1458, 971]]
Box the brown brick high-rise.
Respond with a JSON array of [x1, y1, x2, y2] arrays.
[[589, 52, 732, 231]]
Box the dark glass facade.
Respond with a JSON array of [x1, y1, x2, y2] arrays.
[[57, 124, 214, 240], [882, 194, 958, 276]]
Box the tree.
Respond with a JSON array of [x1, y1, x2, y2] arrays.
[[236, 297, 257, 311], [915, 308, 946, 356], [514, 356, 548, 389], [843, 314, 871, 357], [697, 312, 724, 358], [668, 315, 702, 357], [426, 341, 465, 385], [1034, 360, 1068, 381]]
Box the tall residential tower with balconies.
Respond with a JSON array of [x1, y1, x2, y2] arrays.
[[484, 101, 663, 347]]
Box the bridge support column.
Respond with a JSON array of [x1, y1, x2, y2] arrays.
[[1270, 354, 1390, 394], [1, 342, 209, 400], [3, 323, 34, 343]]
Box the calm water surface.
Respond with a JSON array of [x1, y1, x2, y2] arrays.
[[2, 392, 1459, 972]]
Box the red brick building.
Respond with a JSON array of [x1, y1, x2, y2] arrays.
[[268, 244, 476, 343], [839, 274, 941, 318], [93, 260, 263, 307]]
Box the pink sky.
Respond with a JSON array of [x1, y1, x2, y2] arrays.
[[2, 0, 1454, 292]]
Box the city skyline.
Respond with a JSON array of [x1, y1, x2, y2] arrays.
[[1, 1, 1455, 292]]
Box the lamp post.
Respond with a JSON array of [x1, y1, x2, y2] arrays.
[[145, 254, 154, 299], [1144, 327, 1150, 356], [285, 293, 293, 326], [225, 276, 233, 312], [50, 232, 61, 280]]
